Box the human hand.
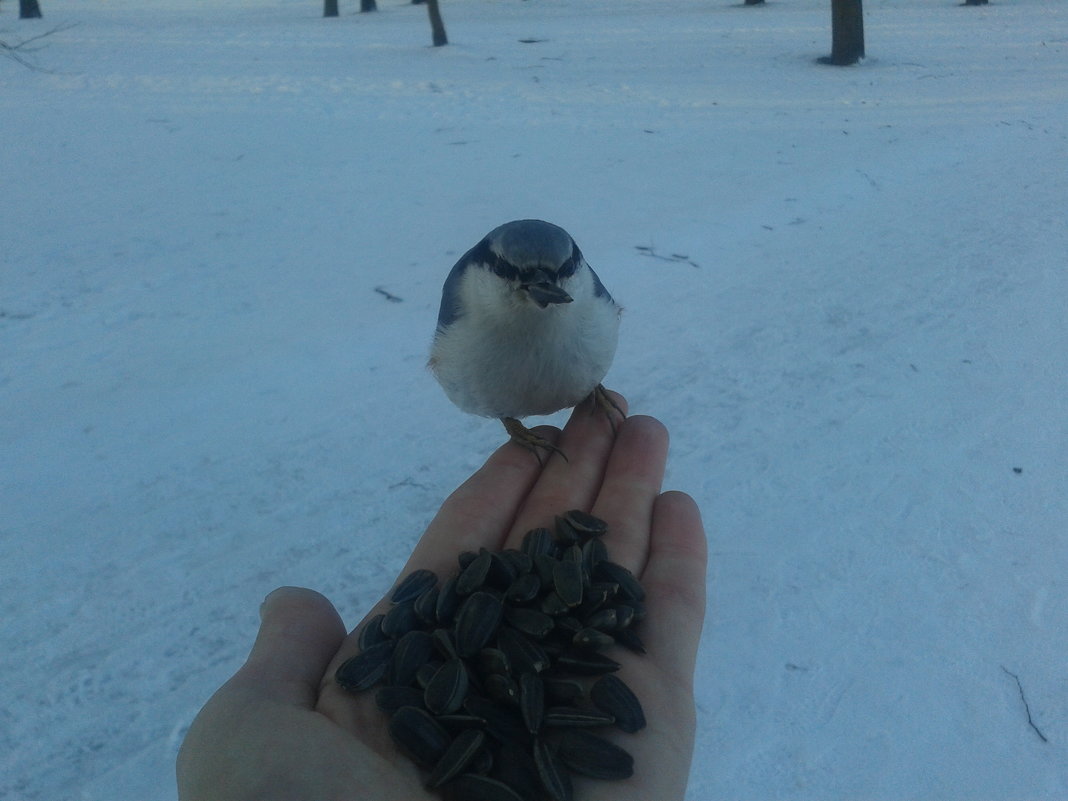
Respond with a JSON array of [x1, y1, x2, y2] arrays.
[[176, 394, 707, 801]]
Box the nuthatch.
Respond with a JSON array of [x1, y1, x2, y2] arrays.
[[430, 220, 622, 460]]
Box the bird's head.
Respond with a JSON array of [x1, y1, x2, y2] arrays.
[[483, 219, 580, 308]]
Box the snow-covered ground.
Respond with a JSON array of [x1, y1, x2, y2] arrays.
[[2, 0, 1066, 798]]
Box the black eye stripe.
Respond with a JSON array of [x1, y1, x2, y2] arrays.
[[489, 253, 520, 281]]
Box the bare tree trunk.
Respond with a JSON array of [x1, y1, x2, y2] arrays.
[[426, 0, 447, 46], [324, 0, 338, 17], [821, 0, 864, 66], [361, 0, 377, 11], [20, 0, 43, 19]]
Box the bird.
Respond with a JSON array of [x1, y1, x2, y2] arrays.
[[429, 219, 623, 461]]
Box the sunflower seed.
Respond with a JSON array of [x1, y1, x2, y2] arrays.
[[543, 706, 616, 728], [553, 516, 580, 546], [425, 658, 470, 715], [457, 550, 479, 570], [553, 650, 621, 675], [455, 591, 504, 658], [583, 608, 618, 632], [456, 550, 493, 595], [590, 674, 646, 733], [388, 705, 450, 768], [572, 627, 616, 650], [499, 548, 533, 576], [581, 537, 608, 572], [390, 630, 435, 686], [335, 639, 395, 691], [486, 550, 518, 589], [435, 576, 461, 625], [611, 627, 647, 654], [543, 678, 585, 704], [552, 559, 583, 608], [415, 661, 441, 690], [564, 509, 608, 535], [609, 604, 632, 630], [504, 572, 541, 604], [497, 627, 550, 674], [533, 553, 558, 586], [445, 774, 525, 801], [357, 613, 388, 650], [556, 730, 634, 780], [539, 591, 571, 617], [427, 728, 486, 788], [519, 672, 545, 734], [504, 606, 555, 639], [533, 737, 574, 801], [520, 527, 554, 558], [381, 599, 420, 638], [594, 560, 645, 602], [413, 584, 440, 625], [391, 568, 438, 604]]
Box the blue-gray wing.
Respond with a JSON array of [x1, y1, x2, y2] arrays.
[[435, 240, 491, 333]]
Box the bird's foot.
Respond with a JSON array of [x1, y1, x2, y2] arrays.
[[502, 416, 568, 466], [589, 384, 626, 434]]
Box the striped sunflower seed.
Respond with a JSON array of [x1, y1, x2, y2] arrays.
[[563, 509, 609, 535], [427, 728, 485, 788], [556, 730, 634, 780], [390, 629, 435, 687], [335, 639, 395, 692], [388, 705, 451, 768], [519, 672, 545, 734], [391, 568, 438, 604], [454, 591, 504, 658], [456, 549, 492, 595], [424, 657, 469, 716], [590, 674, 646, 733], [533, 737, 573, 801]]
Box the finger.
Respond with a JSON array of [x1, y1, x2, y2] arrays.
[[636, 491, 708, 686], [234, 586, 347, 707], [407, 424, 557, 569], [506, 390, 629, 543], [589, 415, 670, 571]]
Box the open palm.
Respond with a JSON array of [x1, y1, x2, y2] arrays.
[[177, 393, 707, 801]]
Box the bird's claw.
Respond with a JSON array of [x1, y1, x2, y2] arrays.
[[590, 384, 626, 434], [502, 416, 569, 466]]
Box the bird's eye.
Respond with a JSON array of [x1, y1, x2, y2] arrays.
[[491, 254, 519, 282], [557, 257, 578, 280]]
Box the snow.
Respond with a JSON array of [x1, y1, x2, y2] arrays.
[[2, 0, 1066, 798]]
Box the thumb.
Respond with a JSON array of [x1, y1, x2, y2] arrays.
[[236, 586, 347, 706]]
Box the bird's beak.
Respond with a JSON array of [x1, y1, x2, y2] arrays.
[[521, 270, 573, 307]]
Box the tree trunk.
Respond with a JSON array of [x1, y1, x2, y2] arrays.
[[20, 0, 43, 19], [324, 0, 338, 17], [361, 0, 377, 11], [426, 0, 447, 46], [822, 0, 864, 66]]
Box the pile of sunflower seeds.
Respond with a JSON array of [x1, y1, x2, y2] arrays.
[[336, 510, 647, 801]]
